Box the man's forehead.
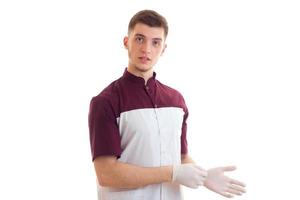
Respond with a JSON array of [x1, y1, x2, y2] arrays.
[[130, 23, 165, 39]]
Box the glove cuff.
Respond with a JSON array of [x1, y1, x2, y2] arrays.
[[172, 165, 177, 182]]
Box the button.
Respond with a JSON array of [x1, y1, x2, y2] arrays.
[[145, 86, 149, 90], [154, 104, 158, 108]]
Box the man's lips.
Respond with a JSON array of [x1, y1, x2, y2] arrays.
[[138, 56, 151, 61], [138, 56, 151, 63]]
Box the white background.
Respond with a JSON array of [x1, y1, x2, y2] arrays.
[[0, 0, 299, 199]]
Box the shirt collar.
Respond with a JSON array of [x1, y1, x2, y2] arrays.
[[122, 68, 157, 88]]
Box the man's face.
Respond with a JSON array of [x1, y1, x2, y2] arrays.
[[124, 23, 166, 73]]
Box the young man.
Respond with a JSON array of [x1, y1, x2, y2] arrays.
[[88, 10, 246, 200]]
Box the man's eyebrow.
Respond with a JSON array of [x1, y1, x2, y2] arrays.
[[134, 33, 162, 41], [134, 33, 145, 38]]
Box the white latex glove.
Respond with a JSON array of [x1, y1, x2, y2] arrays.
[[204, 166, 246, 198], [172, 163, 207, 188]]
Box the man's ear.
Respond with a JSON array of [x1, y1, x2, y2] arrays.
[[123, 36, 129, 49], [161, 43, 167, 56]]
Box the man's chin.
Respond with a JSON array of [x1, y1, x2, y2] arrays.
[[135, 65, 153, 72]]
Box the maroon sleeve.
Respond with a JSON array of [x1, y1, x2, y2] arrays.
[[181, 105, 189, 155], [178, 92, 189, 155], [88, 96, 122, 161]]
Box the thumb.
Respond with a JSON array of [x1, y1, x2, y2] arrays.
[[221, 166, 236, 172]]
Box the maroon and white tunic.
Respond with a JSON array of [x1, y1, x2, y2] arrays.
[[89, 69, 189, 200]]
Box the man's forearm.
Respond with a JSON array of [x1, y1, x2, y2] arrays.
[[94, 157, 173, 189]]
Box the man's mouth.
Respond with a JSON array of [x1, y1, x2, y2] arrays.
[[139, 56, 151, 63]]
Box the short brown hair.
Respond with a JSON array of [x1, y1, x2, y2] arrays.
[[128, 10, 168, 38]]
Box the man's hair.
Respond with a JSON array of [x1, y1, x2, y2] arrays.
[[128, 10, 168, 38]]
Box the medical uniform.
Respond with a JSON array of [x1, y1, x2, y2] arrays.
[[89, 69, 189, 200]]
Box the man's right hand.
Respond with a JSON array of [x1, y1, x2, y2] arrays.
[[172, 164, 207, 188], [204, 166, 246, 198]]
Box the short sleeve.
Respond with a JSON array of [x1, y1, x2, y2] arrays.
[[181, 106, 188, 155], [88, 96, 122, 161]]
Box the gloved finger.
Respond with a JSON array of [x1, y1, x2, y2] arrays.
[[221, 166, 236, 172], [228, 183, 246, 193], [219, 191, 234, 198], [230, 178, 246, 187], [189, 184, 199, 189], [196, 179, 204, 186], [196, 176, 205, 185], [194, 165, 205, 171], [226, 188, 242, 196]]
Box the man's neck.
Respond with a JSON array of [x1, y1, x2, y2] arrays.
[[127, 66, 154, 85]]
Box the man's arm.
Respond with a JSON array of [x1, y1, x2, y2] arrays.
[[94, 156, 172, 189], [94, 155, 207, 189]]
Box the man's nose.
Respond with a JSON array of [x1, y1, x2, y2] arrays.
[[141, 41, 151, 54]]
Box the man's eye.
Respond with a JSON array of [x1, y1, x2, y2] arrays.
[[153, 40, 161, 47], [136, 37, 144, 43]]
